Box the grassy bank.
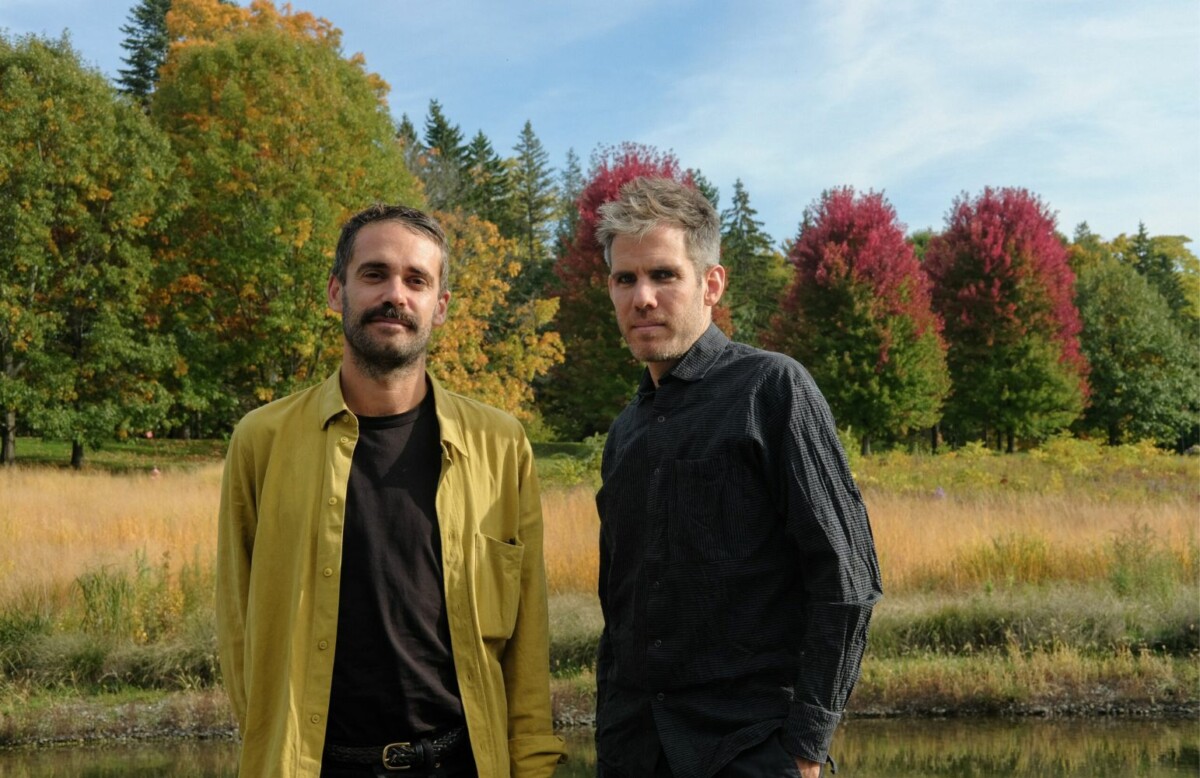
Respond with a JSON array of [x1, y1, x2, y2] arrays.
[[0, 439, 1197, 746]]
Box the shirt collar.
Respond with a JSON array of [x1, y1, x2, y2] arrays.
[[315, 370, 466, 458], [668, 323, 729, 382], [635, 323, 730, 397]]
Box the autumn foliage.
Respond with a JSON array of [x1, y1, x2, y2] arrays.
[[150, 0, 421, 428], [540, 143, 696, 438], [925, 187, 1088, 449], [5, 2, 1198, 460], [428, 211, 563, 421], [768, 188, 949, 453]]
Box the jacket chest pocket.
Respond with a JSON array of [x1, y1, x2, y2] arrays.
[[472, 533, 524, 640]]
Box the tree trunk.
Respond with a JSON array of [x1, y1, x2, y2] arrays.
[[860, 433, 872, 457], [1108, 423, 1120, 447], [71, 440, 85, 470], [2, 408, 15, 465], [930, 424, 940, 454], [1006, 429, 1015, 454]]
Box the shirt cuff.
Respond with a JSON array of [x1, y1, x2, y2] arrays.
[[779, 701, 841, 764]]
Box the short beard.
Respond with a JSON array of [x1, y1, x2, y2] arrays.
[[343, 299, 430, 380]]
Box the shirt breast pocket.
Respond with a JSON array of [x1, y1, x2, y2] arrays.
[[670, 457, 738, 561], [473, 533, 524, 640]]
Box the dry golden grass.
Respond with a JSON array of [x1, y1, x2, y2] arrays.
[[536, 484, 1197, 595], [0, 464, 223, 607], [866, 489, 1198, 592], [2, 463, 1195, 607], [541, 485, 600, 595]]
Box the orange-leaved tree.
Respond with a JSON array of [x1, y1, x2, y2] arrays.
[[150, 0, 422, 434]]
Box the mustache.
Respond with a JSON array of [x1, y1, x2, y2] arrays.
[[360, 303, 418, 328]]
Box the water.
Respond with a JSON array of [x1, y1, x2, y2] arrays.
[[0, 719, 1195, 777]]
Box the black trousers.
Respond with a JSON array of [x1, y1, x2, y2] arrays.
[[650, 733, 816, 778]]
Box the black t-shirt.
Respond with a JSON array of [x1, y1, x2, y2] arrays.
[[326, 391, 464, 744]]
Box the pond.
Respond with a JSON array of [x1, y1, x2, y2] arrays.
[[0, 718, 1195, 777]]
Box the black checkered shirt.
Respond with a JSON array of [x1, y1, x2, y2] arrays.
[[595, 324, 883, 778]]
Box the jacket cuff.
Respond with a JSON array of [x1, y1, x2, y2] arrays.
[[779, 701, 841, 764], [508, 733, 568, 776]]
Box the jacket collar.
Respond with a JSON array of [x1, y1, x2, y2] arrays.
[[316, 370, 466, 457], [429, 374, 469, 459]]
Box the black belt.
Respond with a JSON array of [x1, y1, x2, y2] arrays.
[[324, 726, 468, 771]]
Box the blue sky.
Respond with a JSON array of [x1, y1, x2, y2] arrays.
[[2, 0, 1197, 248]]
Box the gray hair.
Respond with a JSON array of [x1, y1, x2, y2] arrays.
[[332, 204, 450, 291], [595, 177, 720, 270]]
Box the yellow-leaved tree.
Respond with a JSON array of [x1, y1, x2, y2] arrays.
[[150, 0, 423, 435], [428, 211, 563, 422]]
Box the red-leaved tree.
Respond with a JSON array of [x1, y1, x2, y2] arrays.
[[767, 187, 949, 454], [925, 187, 1088, 451], [538, 143, 695, 438]]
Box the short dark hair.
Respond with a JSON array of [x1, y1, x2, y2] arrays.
[[332, 204, 450, 290]]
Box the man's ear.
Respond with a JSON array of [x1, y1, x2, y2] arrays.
[[703, 264, 726, 307], [432, 289, 451, 327], [328, 275, 344, 313]]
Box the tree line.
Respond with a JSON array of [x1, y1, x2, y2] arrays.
[[1, 0, 1197, 467]]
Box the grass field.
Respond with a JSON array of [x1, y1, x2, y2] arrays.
[[0, 436, 1197, 743]]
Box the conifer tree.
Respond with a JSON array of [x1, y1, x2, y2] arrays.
[[117, 0, 172, 101], [420, 99, 465, 209], [553, 148, 584, 261], [509, 120, 558, 303], [719, 179, 790, 346], [461, 129, 512, 232]]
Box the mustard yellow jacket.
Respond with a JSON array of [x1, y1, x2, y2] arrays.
[[216, 371, 566, 777]]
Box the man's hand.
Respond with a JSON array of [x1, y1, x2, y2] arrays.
[[795, 756, 822, 777]]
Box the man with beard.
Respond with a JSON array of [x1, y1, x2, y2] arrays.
[[592, 179, 881, 778], [216, 204, 566, 778]]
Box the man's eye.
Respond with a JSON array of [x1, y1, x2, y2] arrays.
[[651, 271, 676, 281]]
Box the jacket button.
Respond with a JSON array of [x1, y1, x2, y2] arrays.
[[310, 714, 321, 724], [327, 497, 337, 506], [323, 567, 333, 577], [318, 640, 328, 650]]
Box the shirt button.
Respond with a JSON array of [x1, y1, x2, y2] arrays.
[[339, 436, 349, 444], [655, 692, 665, 701], [653, 639, 662, 648], [652, 580, 661, 589], [322, 567, 333, 577], [318, 640, 329, 650], [657, 415, 665, 423], [327, 497, 337, 505], [310, 714, 321, 724]]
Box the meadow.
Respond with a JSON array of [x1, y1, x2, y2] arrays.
[[0, 437, 1196, 743]]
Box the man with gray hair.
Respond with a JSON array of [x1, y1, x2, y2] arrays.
[[593, 177, 882, 777]]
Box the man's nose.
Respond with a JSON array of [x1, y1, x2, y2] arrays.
[[380, 277, 408, 307], [632, 280, 656, 310]]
